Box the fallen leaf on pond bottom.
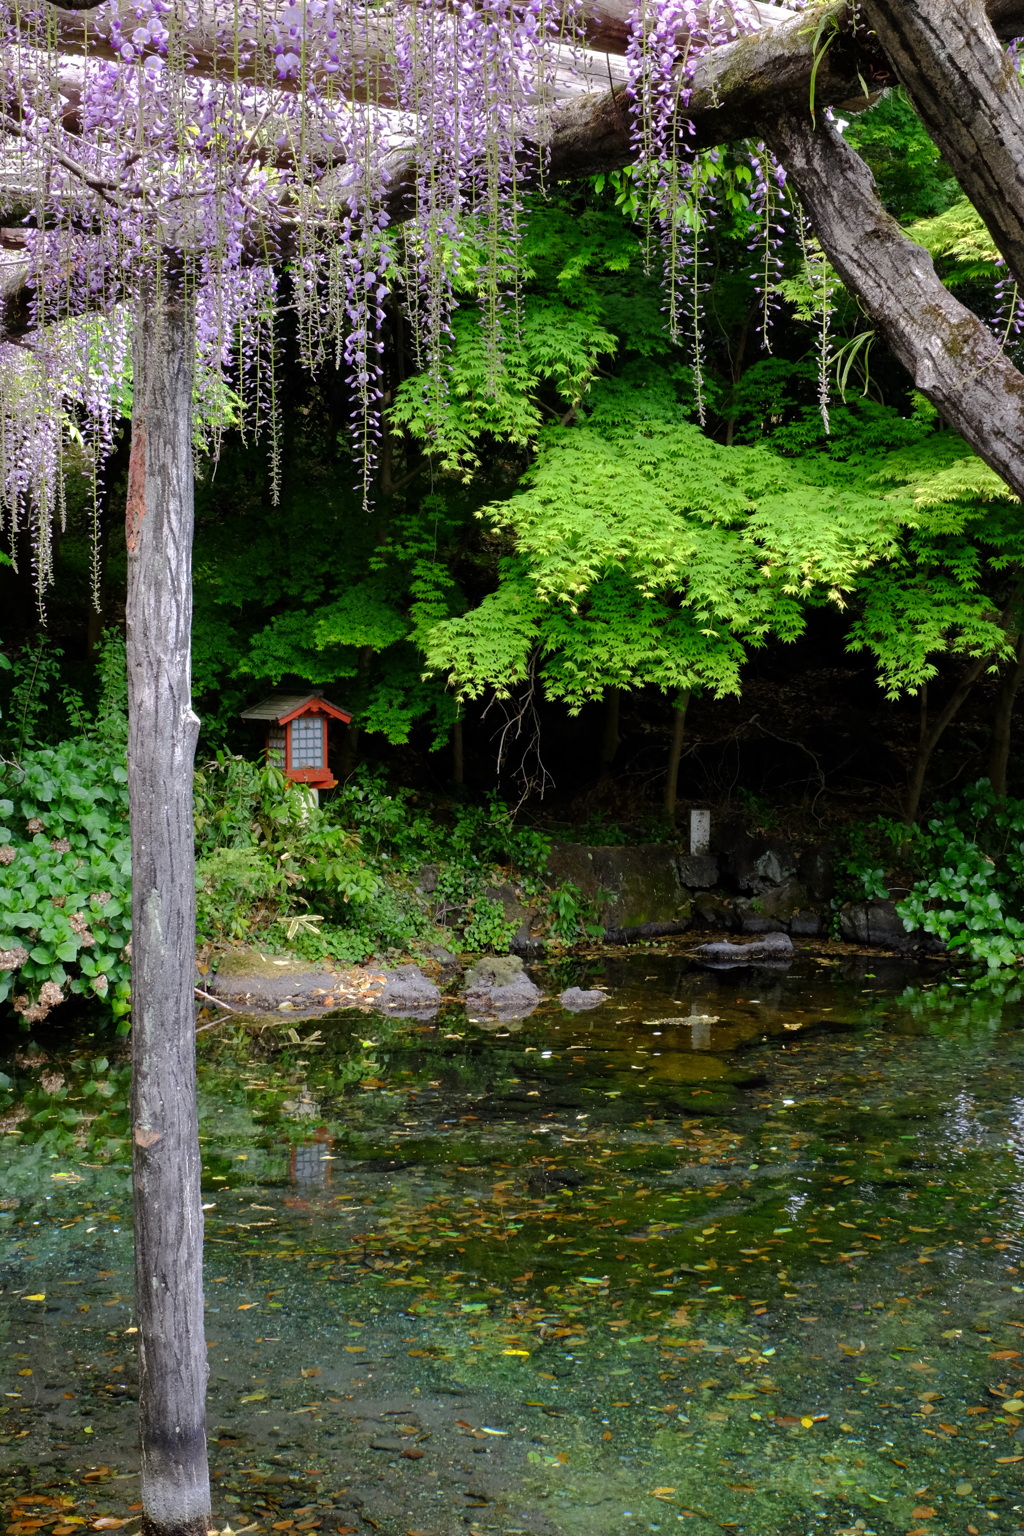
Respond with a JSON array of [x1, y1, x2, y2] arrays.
[[300, 1368, 321, 1378], [911, 1507, 936, 1519], [996, 1456, 1023, 1463]]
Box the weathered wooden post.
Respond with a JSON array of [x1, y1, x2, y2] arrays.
[[126, 276, 210, 1536]]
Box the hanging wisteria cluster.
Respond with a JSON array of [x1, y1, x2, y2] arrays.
[[0, 0, 808, 596]]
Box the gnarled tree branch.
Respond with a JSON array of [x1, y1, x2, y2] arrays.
[[860, 0, 1024, 286], [761, 108, 1024, 501]]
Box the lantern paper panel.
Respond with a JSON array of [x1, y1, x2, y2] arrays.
[[267, 726, 286, 769], [290, 715, 324, 770]]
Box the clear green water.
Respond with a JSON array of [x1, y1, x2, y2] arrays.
[[5, 950, 1024, 1536]]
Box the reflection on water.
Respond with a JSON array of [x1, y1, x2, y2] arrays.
[[290, 1132, 333, 1188], [5, 952, 1024, 1535]]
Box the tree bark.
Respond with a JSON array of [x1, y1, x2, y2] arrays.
[[663, 690, 691, 823], [903, 654, 991, 823], [599, 686, 621, 774], [989, 631, 1024, 796], [452, 715, 464, 787], [859, 0, 1024, 285], [339, 723, 361, 779], [126, 273, 210, 1536], [761, 110, 1024, 502]]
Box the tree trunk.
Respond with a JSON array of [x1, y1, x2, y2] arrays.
[[452, 715, 464, 787], [761, 111, 1024, 502], [126, 274, 210, 1536], [903, 654, 991, 824], [599, 686, 621, 774], [989, 632, 1024, 796], [663, 690, 691, 823], [339, 723, 361, 779], [860, 0, 1024, 286]]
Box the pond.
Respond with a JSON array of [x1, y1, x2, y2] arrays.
[[4, 948, 1024, 1536]]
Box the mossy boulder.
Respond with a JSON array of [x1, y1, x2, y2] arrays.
[[547, 842, 692, 939]]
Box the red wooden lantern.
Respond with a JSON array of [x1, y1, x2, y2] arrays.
[[240, 690, 352, 791]]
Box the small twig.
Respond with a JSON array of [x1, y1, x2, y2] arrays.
[[195, 986, 237, 1024]]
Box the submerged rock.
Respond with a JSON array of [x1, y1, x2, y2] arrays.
[[377, 964, 441, 1019], [694, 931, 794, 967], [465, 954, 542, 1020], [559, 986, 606, 1011], [527, 1166, 585, 1192]]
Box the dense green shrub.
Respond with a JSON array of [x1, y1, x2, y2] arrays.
[[841, 781, 1024, 969], [194, 756, 391, 963], [0, 736, 132, 1025], [193, 760, 556, 964]]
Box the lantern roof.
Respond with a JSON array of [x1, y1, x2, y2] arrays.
[[240, 689, 353, 725]]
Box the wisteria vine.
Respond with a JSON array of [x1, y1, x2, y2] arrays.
[[0, 0, 809, 602]]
